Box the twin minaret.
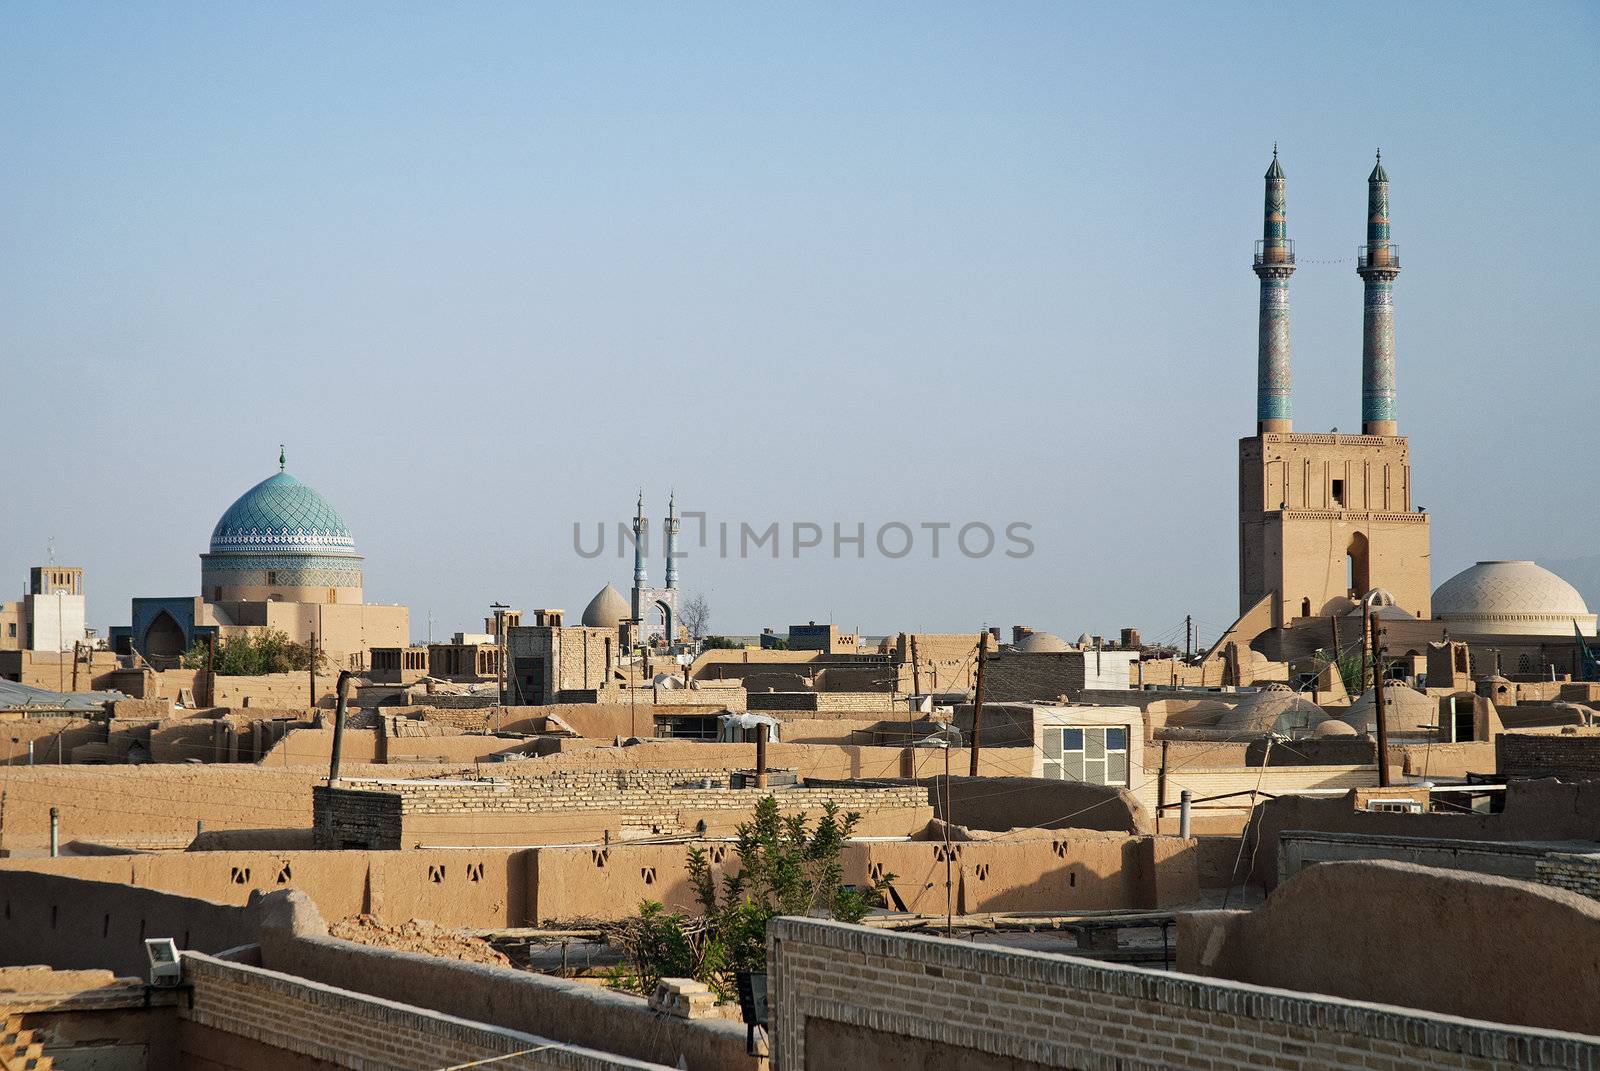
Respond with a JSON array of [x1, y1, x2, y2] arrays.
[[1252, 149, 1402, 436]]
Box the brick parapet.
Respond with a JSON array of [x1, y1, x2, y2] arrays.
[[1498, 734, 1600, 781], [180, 952, 665, 1070], [315, 776, 929, 848], [1536, 853, 1600, 900], [768, 916, 1600, 1070]]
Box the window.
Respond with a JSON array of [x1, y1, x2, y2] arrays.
[[266, 571, 277, 585], [1331, 479, 1345, 507], [1042, 726, 1129, 786], [5, 624, 12, 638]]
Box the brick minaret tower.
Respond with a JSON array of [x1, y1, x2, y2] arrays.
[[1358, 150, 1400, 436], [1254, 146, 1296, 433]]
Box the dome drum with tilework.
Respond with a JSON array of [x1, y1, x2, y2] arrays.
[[200, 467, 364, 604]]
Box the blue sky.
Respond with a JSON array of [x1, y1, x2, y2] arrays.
[[2, 3, 1596, 644]]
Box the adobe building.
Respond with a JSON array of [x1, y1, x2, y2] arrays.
[[1239, 150, 1431, 631], [0, 565, 87, 653], [109, 450, 408, 670]]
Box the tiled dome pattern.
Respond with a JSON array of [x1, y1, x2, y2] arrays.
[[209, 472, 356, 554], [1433, 561, 1588, 618]]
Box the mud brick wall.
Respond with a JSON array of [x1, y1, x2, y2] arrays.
[[768, 917, 1600, 1071]]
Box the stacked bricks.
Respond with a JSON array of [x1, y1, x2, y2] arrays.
[[315, 774, 929, 849], [1497, 733, 1600, 781], [180, 952, 662, 1070], [768, 916, 1600, 1071], [1536, 853, 1600, 901]]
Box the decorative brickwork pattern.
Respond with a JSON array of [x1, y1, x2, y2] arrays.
[[768, 917, 1600, 1070]]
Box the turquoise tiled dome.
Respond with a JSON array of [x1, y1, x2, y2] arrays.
[[209, 472, 356, 554]]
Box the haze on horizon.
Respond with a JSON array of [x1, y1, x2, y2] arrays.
[[3, 3, 1596, 646]]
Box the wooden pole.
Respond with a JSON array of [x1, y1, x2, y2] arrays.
[[70, 641, 80, 693], [910, 634, 922, 696], [1370, 614, 1391, 788], [206, 633, 217, 707], [754, 722, 768, 789], [328, 670, 353, 785], [967, 632, 988, 777], [309, 631, 318, 710], [944, 743, 953, 935]]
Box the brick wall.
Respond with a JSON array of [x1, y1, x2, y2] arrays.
[[768, 916, 1600, 1070], [1537, 852, 1600, 900], [315, 775, 930, 848], [179, 953, 663, 1070], [1498, 732, 1600, 780]]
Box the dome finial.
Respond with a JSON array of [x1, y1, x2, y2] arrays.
[[1273, 142, 1278, 158], [278, 444, 286, 472]]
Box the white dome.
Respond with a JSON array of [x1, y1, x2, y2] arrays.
[[1433, 561, 1596, 638], [1015, 631, 1071, 653]]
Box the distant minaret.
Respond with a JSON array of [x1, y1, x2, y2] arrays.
[[663, 492, 680, 590], [1358, 150, 1400, 436], [631, 491, 648, 589], [1253, 146, 1296, 433]]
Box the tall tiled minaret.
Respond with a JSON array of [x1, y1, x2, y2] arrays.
[[1253, 146, 1296, 433], [663, 492, 680, 590], [1359, 150, 1400, 436], [631, 491, 648, 590]]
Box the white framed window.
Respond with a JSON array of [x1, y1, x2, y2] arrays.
[[1042, 726, 1129, 786]]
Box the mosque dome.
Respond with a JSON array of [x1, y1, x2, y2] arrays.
[[1313, 718, 1359, 738], [1215, 684, 1326, 736], [210, 472, 355, 554], [1015, 631, 1070, 653], [582, 584, 631, 628], [1432, 561, 1596, 638], [1343, 686, 1435, 734], [200, 457, 363, 604]]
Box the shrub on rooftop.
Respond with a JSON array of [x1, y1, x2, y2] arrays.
[[605, 795, 889, 999]]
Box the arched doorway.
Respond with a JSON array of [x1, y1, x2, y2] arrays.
[[653, 600, 675, 645], [142, 611, 187, 667], [1346, 532, 1370, 597]]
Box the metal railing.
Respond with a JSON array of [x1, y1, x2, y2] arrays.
[[1358, 243, 1400, 270], [1253, 238, 1295, 266]]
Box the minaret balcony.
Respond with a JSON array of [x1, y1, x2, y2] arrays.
[[1358, 244, 1399, 270], [1253, 239, 1295, 267]]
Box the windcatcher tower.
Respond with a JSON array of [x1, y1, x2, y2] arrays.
[[1238, 151, 1430, 626]]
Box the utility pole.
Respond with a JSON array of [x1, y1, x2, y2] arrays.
[[1185, 614, 1193, 660], [968, 631, 988, 777], [206, 634, 217, 707], [1360, 600, 1372, 694], [943, 741, 953, 936], [754, 722, 768, 789], [70, 641, 80, 693], [308, 631, 318, 710], [910, 634, 921, 697], [1370, 614, 1391, 788]]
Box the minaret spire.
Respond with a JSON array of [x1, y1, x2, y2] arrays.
[[663, 491, 680, 590], [1358, 149, 1400, 435], [278, 445, 286, 472], [631, 490, 648, 587], [1253, 146, 1295, 433]]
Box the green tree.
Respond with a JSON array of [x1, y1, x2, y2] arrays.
[[606, 796, 889, 999], [180, 629, 325, 675]]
